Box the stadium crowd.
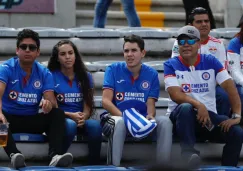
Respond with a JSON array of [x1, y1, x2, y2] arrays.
[[1, 6, 243, 170]]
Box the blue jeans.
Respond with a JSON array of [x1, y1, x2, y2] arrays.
[[216, 85, 230, 116], [93, 0, 141, 28], [65, 118, 102, 164], [169, 103, 243, 166]]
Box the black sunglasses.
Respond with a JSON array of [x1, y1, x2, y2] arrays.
[[19, 44, 38, 52]]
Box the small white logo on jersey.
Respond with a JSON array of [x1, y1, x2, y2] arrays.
[[33, 80, 41, 89], [54, 84, 60, 88], [117, 79, 125, 83], [202, 72, 210, 80], [141, 81, 150, 90], [11, 80, 19, 84]]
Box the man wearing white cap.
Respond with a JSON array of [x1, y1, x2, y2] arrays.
[[102, 34, 172, 166], [164, 25, 243, 168]]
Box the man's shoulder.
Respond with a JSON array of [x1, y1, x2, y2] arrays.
[[142, 63, 158, 75], [108, 62, 126, 70], [208, 35, 222, 44]]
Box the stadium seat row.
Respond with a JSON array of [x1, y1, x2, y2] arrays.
[[0, 27, 239, 39]]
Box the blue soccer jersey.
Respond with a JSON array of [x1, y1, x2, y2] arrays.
[[0, 57, 54, 115], [164, 54, 231, 115], [103, 62, 160, 106], [52, 71, 93, 113]]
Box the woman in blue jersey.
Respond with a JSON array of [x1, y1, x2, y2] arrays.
[[47, 40, 102, 164]]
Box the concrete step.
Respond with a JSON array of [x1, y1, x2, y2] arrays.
[[76, 0, 184, 12], [76, 10, 224, 28]]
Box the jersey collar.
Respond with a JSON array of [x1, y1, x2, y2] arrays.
[[201, 36, 210, 45], [179, 54, 201, 67]]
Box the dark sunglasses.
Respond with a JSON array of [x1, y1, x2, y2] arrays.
[[19, 44, 38, 52], [178, 39, 198, 46]]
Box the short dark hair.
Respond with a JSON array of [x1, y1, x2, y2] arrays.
[[16, 29, 40, 49], [123, 34, 145, 51], [188, 7, 208, 24]]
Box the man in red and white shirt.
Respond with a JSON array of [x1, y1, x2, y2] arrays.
[[171, 7, 230, 116]]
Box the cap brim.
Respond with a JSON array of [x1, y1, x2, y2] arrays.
[[177, 34, 198, 40]]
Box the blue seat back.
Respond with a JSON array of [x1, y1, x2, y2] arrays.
[[74, 165, 127, 171], [12, 133, 47, 142], [19, 166, 74, 171]]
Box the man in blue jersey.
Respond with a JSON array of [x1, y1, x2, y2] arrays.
[[102, 34, 172, 166], [164, 26, 243, 168], [0, 29, 73, 169]]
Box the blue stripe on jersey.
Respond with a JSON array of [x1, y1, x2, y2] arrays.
[[103, 62, 160, 106], [164, 54, 224, 77], [52, 70, 93, 113], [227, 37, 241, 54], [0, 57, 54, 115]]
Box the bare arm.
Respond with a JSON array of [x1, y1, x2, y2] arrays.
[[102, 89, 122, 116], [167, 86, 202, 108], [146, 98, 156, 117]]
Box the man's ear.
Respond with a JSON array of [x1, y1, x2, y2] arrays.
[[141, 49, 146, 58]]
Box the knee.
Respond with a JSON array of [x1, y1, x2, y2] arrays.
[[156, 116, 173, 130], [65, 118, 77, 138], [85, 120, 102, 138], [177, 103, 194, 116], [230, 126, 243, 142]]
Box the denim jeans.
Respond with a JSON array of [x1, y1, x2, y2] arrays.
[[216, 85, 231, 116], [65, 118, 102, 164], [169, 103, 243, 166], [93, 0, 141, 28]]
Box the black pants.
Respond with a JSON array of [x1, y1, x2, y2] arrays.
[[182, 0, 216, 29], [3, 108, 66, 159]]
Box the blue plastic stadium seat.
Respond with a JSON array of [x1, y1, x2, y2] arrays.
[[197, 166, 241, 171], [0, 167, 17, 171], [12, 133, 47, 142], [19, 166, 74, 171], [74, 165, 127, 171], [118, 27, 172, 38], [126, 166, 148, 171]]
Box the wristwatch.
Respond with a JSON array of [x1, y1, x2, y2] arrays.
[[232, 113, 241, 119]]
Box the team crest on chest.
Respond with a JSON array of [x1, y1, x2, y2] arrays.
[[9, 90, 18, 100], [202, 72, 210, 80], [182, 84, 191, 93], [116, 92, 124, 101], [33, 80, 42, 89], [209, 46, 217, 54], [56, 94, 64, 102], [141, 81, 150, 90]]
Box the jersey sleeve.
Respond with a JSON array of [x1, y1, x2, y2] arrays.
[[148, 72, 160, 100], [164, 60, 180, 90], [211, 56, 231, 85], [171, 40, 179, 58], [43, 69, 55, 93], [103, 65, 115, 90], [227, 38, 241, 55], [0, 64, 10, 84]]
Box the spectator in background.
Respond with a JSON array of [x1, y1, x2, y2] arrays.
[[171, 7, 230, 117], [164, 25, 243, 169], [93, 0, 141, 28], [0, 29, 73, 169], [102, 34, 172, 166], [227, 20, 243, 124], [48, 40, 102, 165], [182, 0, 216, 29]]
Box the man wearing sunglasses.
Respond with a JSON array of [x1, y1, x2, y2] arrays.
[[0, 29, 73, 169], [164, 25, 243, 168], [171, 7, 230, 117]]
